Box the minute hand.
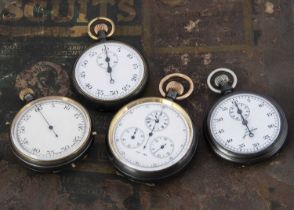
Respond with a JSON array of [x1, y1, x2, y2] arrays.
[[143, 112, 162, 149], [234, 101, 254, 137], [104, 45, 114, 84]]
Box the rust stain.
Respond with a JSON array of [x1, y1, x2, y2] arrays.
[[15, 61, 70, 97]]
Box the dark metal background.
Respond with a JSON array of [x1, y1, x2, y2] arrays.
[[0, 0, 293, 209]]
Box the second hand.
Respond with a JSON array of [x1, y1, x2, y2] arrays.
[[36, 106, 59, 138]]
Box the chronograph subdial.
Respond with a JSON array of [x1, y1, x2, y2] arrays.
[[121, 127, 145, 149], [229, 102, 250, 121], [145, 111, 169, 132], [150, 136, 174, 159], [97, 50, 119, 69]]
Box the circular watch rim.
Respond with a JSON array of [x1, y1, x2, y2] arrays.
[[107, 97, 198, 182], [205, 91, 288, 164], [10, 96, 93, 169], [72, 40, 149, 107]]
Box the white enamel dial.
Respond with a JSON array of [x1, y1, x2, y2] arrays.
[[11, 97, 91, 162], [74, 41, 146, 101], [109, 100, 194, 172], [209, 93, 281, 154]]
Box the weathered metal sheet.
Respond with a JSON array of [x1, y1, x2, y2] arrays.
[[0, 0, 293, 209]]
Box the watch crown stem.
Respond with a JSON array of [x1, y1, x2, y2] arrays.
[[19, 88, 35, 102], [166, 81, 184, 96], [92, 131, 97, 136], [214, 74, 230, 87]]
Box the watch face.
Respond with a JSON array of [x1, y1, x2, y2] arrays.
[[10, 97, 92, 164], [208, 93, 282, 155], [74, 41, 147, 102], [108, 98, 195, 174]]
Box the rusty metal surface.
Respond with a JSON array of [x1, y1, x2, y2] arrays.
[[0, 0, 293, 209]]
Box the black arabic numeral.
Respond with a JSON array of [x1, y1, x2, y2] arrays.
[[253, 143, 260, 147], [267, 112, 274, 117], [131, 74, 138, 82], [96, 89, 104, 96], [127, 54, 133, 59], [258, 102, 265, 107], [122, 84, 131, 92], [61, 145, 70, 151], [80, 71, 86, 78], [216, 117, 223, 122], [110, 90, 119, 95], [218, 129, 224, 134], [89, 51, 97, 57], [33, 148, 40, 153], [34, 105, 42, 112], [78, 123, 84, 131], [86, 83, 93, 89], [226, 138, 233, 143], [20, 138, 28, 145], [263, 135, 270, 140], [64, 105, 70, 110], [73, 136, 81, 143], [24, 114, 31, 121], [81, 60, 88, 67]]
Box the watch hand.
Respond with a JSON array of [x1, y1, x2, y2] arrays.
[[243, 128, 257, 139], [36, 106, 58, 138], [143, 111, 163, 149], [234, 101, 254, 138], [131, 128, 138, 139], [154, 144, 166, 154], [104, 45, 115, 84]]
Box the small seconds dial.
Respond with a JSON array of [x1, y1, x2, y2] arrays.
[[121, 127, 145, 149], [11, 97, 91, 161], [209, 93, 281, 154], [145, 111, 169, 131], [150, 136, 174, 159], [74, 41, 146, 101]]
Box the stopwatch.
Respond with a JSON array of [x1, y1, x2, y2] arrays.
[[10, 88, 95, 172], [204, 68, 288, 164], [73, 17, 148, 110], [107, 73, 198, 182]]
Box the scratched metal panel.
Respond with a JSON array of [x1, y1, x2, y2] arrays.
[[0, 0, 293, 209]]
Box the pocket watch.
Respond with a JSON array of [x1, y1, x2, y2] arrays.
[[73, 17, 149, 110], [10, 88, 95, 172], [107, 73, 198, 182], [205, 68, 288, 164]]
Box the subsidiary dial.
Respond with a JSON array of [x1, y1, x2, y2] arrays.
[[145, 111, 169, 131], [150, 136, 174, 159], [121, 127, 145, 149], [97, 48, 119, 70], [229, 102, 250, 121]]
